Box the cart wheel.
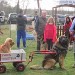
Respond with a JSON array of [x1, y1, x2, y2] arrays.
[[16, 63, 25, 72], [0, 65, 6, 73], [13, 62, 20, 67]]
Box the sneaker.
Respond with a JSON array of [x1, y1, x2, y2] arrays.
[[22, 46, 26, 49], [23, 47, 26, 50], [17, 47, 21, 50]]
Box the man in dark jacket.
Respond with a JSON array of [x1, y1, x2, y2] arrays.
[[35, 10, 47, 51], [32, 11, 38, 26], [17, 9, 27, 49]]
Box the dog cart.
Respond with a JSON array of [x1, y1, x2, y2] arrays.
[[28, 50, 56, 62], [0, 49, 26, 73]]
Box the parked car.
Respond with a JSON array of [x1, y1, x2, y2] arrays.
[[56, 14, 65, 25], [8, 13, 17, 24], [24, 15, 34, 25]]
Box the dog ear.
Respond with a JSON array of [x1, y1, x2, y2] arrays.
[[9, 39, 14, 47], [59, 36, 64, 43], [5, 38, 14, 47], [4, 41, 10, 47]]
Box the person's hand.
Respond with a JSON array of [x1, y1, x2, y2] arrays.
[[27, 18, 32, 21], [35, 32, 37, 35], [43, 40, 46, 43]]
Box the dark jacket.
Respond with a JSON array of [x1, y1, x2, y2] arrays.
[[32, 16, 38, 23], [35, 16, 47, 35], [17, 14, 27, 30]]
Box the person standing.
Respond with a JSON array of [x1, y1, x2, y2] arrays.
[[35, 10, 47, 51], [44, 17, 57, 50], [69, 18, 75, 40], [32, 11, 38, 26], [69, 18, 75, 68], [31, 11, 39, 40], [17, 9, 27, 49], [64, 16, 72, 40]]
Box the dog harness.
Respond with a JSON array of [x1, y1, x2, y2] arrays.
[[53, 45, 67, 62]]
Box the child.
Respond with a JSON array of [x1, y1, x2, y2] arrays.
[[44, 17, 57, 50]]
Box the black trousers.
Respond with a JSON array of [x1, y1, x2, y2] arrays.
[[37, 34, 43, 51], [46, 39, 53, 50]]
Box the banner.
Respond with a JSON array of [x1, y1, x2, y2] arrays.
[[59, 0, 75, 5]]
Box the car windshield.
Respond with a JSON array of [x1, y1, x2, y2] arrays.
[[10, 14, 17, 18]]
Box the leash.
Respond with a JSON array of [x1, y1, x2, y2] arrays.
[[25, 61, 31, 68]]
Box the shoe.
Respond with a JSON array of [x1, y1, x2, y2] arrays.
[[17, 47, 21, 50], [24, 47, 26, 50]]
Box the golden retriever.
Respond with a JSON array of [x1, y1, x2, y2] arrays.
[[0, 38, 14, 53]]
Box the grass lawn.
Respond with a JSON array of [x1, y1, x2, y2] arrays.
[[0, 25, 75, 75]]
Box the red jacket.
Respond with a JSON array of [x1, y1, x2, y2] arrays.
[[64, 22, 72, 32], [44, 23, 57, 43]]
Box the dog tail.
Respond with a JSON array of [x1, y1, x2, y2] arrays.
[[42, 59, 47, 67], [30, 65, 43, 70]]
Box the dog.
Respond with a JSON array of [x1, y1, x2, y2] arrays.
[[0, 38, 14, 53], [30, 35, 69, 70]]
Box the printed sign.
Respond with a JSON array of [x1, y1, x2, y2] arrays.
[[0, 49, 26, 62], [59, 0, 75, 5]]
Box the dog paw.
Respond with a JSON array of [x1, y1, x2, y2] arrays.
[[30, 65, 43, 70], [50, 67, 54, 70], [44, 67, 54, 70], [60, 67, 66, 70], [72, 64, 75, 68]]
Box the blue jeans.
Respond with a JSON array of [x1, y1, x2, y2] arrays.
[[17, 30, 26, 48]]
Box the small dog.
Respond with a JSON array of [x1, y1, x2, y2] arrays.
[[30, 35, 69, 70], [0, 38, 14, 53]]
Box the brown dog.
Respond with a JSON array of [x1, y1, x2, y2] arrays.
[[30, 35, 69, 70], [42, 35, 69, 70], [0, 38, 14, 53]]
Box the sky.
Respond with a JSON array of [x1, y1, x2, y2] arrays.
[[6, 0, 75, 11], [6, 0, 59, 10]]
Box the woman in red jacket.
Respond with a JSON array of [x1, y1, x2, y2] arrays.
[[64, 16, 72, 38], [44, 17, 57, 50], [64, 16, 72, 43]]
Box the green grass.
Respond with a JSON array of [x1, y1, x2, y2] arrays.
[[0, 25, 75, 75]]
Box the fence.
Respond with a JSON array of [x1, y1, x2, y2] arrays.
[[57, 25, 65, 38], [0, 24, 65, 38]]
